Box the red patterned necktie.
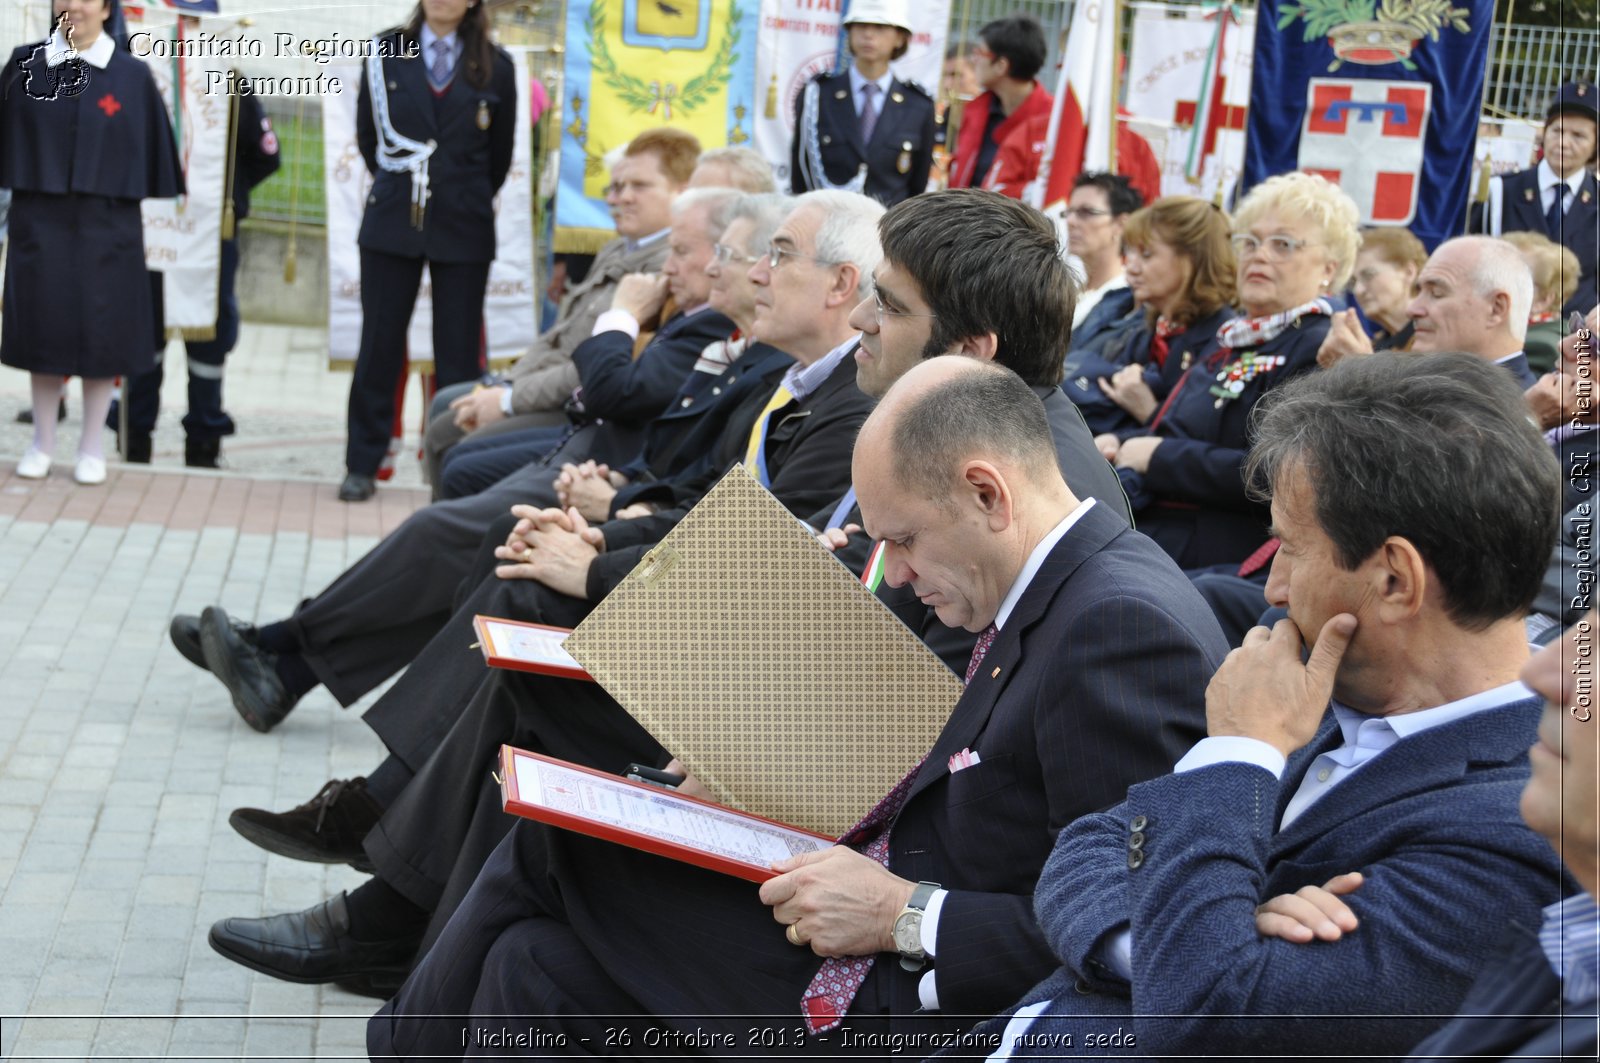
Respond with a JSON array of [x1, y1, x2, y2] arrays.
[[1237, 537, 1281, 578], [799, 624, 999, 1034]]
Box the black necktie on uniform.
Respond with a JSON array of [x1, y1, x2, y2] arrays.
[[1546, 182, 1566, 240]]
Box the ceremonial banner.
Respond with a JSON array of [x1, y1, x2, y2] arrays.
[[556, 0, 762, 252], [1244, 0, 1493, 247], [1035, 0, 1118, 214], [132, 13, 227, 336], [322, 54, 538, 368], [750, 0, 951, 194], [1127, 2, 1256, 203]]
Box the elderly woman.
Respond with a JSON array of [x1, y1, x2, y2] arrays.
[[1316, 225, 1427, 367], [1502, 230, 1581, 374], [1097, 172, 1359, 570], [1071, 196, 1236, 436]]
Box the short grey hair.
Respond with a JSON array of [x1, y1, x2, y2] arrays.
[[671, 187, 743, 239], [729, 193, 794, 254], [697, 147, 780, 193], [889, 361, 1058, 505], [794, 190, 887, 298], [1438, 236, 1534, 343]]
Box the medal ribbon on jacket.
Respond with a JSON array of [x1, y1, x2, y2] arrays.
[[367, 42, 435, 229]]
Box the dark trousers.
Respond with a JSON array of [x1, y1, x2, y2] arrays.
[[124, 242, 240, 441], [346, 249, 491, 476], [437, 423, 577, 500], [285, 425, 600, 706]]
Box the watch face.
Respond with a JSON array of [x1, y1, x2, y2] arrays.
[[892, 911, 922, 955]]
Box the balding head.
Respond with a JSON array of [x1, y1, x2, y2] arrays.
[[852, 358, 1077, 632], [1408, 236, 1533, 357]]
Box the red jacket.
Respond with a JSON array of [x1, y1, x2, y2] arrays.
[[983, 109, 1163, 206], [947, 82, 1053, 190]]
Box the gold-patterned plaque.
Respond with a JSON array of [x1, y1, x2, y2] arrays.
[[564, 465, 964, 837]]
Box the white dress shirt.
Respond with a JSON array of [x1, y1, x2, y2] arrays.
[[847, 65, 894, 120]]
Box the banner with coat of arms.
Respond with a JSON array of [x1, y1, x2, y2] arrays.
[[751, 0, 950, 195], [1244, 0, 1493, 248], [556, 0, 761, 252]]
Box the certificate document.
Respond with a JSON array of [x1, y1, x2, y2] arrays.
[[473, 616, 592, 681], [499, 746, 833, 882]]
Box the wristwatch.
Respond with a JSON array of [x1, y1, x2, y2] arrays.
[[891, 881, 941, 970]]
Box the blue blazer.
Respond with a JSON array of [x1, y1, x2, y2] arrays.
[[1064, 305, 1232, 437], [1406, 918, 1598, 1061], [1000, 696, 1569, 1057]]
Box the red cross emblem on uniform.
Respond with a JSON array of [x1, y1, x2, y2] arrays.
[[96, 93, 121, 117]]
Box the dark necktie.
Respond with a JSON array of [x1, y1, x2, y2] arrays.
[[859, 83, 879, 144], [428, 40, 452, 92], [1546, 183, 1566, 241], [798, 623, 999, 1034]]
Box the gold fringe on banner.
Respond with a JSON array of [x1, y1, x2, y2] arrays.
[[553, 227, 617, 255]]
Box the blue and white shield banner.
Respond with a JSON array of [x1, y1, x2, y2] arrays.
[[1244, 0, 1493, 248]]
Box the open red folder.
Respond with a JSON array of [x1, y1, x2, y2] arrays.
[[497, 745, 835, 883], [473, 616, 593, 681]]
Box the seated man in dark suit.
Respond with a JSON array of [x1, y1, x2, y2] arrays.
[[203, 190, 1142, 994], [983, 353, 1569, 1057], [366, 357, 1229, 1054], [1405, 609, 1598, 1060]]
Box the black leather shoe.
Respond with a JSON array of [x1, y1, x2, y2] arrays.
[[185, 438, 222, 468], [170, 612, 257, 672], [338, 473, 376, 502], [208, 893, 419, 984], [124, 433, 152, 464], [200, 605, 294, 732], [334, 969, 407, 1000], [230, 778, 381, 873]]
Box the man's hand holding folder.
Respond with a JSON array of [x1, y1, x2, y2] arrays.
[[761, 848, 917, 957]]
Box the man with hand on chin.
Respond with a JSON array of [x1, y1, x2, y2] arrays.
[[984, 353, 1569, 1059]]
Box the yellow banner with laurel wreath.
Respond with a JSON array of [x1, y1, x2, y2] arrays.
[[555, 0, 759, 253]]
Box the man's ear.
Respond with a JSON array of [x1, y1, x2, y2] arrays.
[[1371, 536, 1427, 624], [827, 263, 864, 309], [1488, 289, 1513, 332], [962, 460, 1014, 531], [952, 333, 1000, 363]]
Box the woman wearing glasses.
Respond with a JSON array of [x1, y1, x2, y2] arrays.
[[1097, 172, 1358, 570], [1072, 196, 1236, 437]]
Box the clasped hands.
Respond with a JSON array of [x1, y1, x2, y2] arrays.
[[554, 461, 630, 523], [1097, 364, 1159, 424], [450, 383, 508, 432], [493, 503, 605, 599]]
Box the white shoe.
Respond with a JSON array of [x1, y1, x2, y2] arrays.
[[73, 454, 106, 485], [16, 447, 51, 479]]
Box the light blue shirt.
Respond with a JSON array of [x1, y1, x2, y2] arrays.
[[1540, 892, 1600, 1007], [419, 24, 460, 74], [779, 337, 853, 403], [847, 65, 893, 119]]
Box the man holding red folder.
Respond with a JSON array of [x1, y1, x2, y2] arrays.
[[367, 358, 1228, 1053]]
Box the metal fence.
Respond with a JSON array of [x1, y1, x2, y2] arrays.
[[248, 98, 329, 227], [1484, 20, 1600, 122]]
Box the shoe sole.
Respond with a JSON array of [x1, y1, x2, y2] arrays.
[[228, 809, 377, 874], [206, 924, 412, 985], [169, 617, 209, 672], [200, 607, 281, 734]]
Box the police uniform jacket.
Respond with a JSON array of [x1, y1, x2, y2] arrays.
[[0, 36, 183, 378], [788, 69, 934, 205], [1472, 162, 1599, 318], [1123, 310, 1331, 569], [355, 27, 516, 263]]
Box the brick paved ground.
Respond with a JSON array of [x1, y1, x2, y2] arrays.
[[0, 328, 435, 1060]]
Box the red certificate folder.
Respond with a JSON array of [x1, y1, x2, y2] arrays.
[[473, 616, 593, 681], [497, 745, 835, 883]]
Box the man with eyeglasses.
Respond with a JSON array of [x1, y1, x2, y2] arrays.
[[203, 190, 883, 991], [1063, 173, 1144, 347]]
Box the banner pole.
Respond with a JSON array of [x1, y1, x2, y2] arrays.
[[1107, 0, 1122, 174]]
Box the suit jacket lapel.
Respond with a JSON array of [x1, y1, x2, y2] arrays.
[[825, 80, 867, 160], [433, 75, 475, 138], [1271, 696, 1542, 853], [394, 51, 437, 138], [904, 503, 1124, 805]]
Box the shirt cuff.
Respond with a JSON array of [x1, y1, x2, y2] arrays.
[[1174, 736, 1287, 778], [915, 888, 949, 1010], [497, 386, 514, 416], [592, 309, 640, 339], [1104, 926, 1134, 980]]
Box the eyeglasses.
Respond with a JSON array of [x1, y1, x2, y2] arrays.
[[1231, 234, 1316, 261], [713, 242, 760, 265], [767, 243, 836, 270], [1065, 206, 1111, 220], [871, 290, 937, 326], [970, 46, 995, 60]]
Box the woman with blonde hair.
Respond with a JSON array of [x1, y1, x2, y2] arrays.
[[1077, 195, 1236, 435], [1501, 230, 1581, 373], [1098, 171, 1360, 569]]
